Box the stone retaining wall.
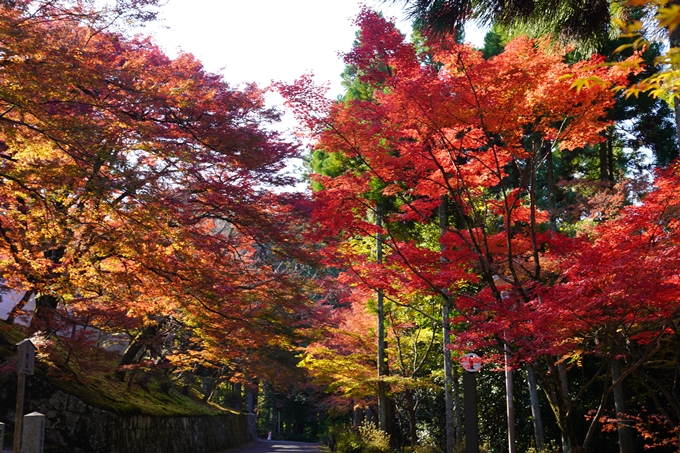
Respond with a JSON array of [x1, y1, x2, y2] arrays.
[[0, 374, 254, 453]]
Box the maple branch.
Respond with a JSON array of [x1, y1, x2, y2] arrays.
[[412, 320, 438, 377], [582, 326, 668, 450], [632, 367, 680, 425], [390, 310, 408, 376], [582, 362, 612, 452], [378, 224, 482, 327], [0, 105, 15, 119]]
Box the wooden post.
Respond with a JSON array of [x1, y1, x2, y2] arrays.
[[13, 371, 26, 453], [0, 421, 5, 452], [461, 353, 481, 453], [14, 339, 35, 453], [463, 372, 478, 453]]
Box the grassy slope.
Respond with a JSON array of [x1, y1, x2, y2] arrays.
[[0, 320, 237, 417]]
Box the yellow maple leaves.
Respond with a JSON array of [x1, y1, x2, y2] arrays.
[[614, 0, 680, 101]]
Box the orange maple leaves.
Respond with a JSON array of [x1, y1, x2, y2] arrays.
[[0, 0, 314, 376]]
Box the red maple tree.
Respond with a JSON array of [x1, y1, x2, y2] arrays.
[[279, 8, 679, 451]]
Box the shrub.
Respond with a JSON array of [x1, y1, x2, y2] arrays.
[[358, 422, 391, 453], [332, 422, 392, 453], [335, 428, 363, 453]]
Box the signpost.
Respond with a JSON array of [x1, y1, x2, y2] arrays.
[[18, 339, 35, 375], [14, 339, 35, 453], [461, 353, 482, 373], [461, 353, 481, 453]]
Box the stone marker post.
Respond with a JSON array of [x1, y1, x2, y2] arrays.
[[1, 421, 5, 452], [14, 339, 35, 453], [20, 412, 45, 453]]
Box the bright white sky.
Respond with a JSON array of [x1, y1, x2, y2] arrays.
[[147, 0, 486, 99], [145, 1, 486, 186]]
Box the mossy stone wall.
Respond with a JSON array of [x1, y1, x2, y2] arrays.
[[0, 375, 254, 453]]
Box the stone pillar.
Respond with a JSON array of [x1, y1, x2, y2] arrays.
[[20, 412, 45, 453], [0, 421, 4, 452]]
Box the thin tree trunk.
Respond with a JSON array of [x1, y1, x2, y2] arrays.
[[599, 140, 610, 184], [353, 402, 364, 428], [527, 365, 546, 451], [115, 323, 159, 381], [376, 205, 389, 434], [234, 382, 242, 411], [443, 297, 455, 453], [612, 360, 635, 453], [440, 200, 456, 453], [405, 389, 418, 448], [558, 361, 575, 453], [674, 98, 680, 146], [545, 147, 557, 234], [607, 135, 614, 182], [5, 290, 33, 325], [669, 6, 680, 145], [202, 377, 216, 403], [453, 367, 462, 443], [537, 361, 582, 453], [505, 337, 517, 453]]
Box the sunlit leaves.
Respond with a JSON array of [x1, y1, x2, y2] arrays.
[[0, 0, 315, 381], [281, 9, 630, 318]]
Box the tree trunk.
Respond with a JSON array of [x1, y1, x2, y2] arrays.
[[30, 293, 59, 330], [599, 140, 610, 184], [353, 402, 365, 428], [376, 205, 390, 435], [607, 135, 614, 182], [540, 359, 580, 453], [115, 322, 159, 381], [453, 366, 462, 443], [545, 146, 557, 234], [440, 200, 457, 453], [527, 365, 546, 451], [443, 296, 455, 453], [612, 360, 635, 453], [245, 380, 258, 413], [669, 4, 680, 145], [405, 389, 418, 448], [558, 361, 576, 453], [505, 338, 517, 453], [5, 290, 33, 325], [202, 377, 216, 403], [233, 382, 242, 411], [555, 362, 583, 453]]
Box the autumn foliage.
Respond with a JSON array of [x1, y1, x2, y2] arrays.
[[4, 1, 680, 449], [282, 7, 680, 451], [0, 0, 316, 387]]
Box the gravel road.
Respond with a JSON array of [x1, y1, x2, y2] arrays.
[[1, 439, 323, 453], [218, 439, 324, 453]]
